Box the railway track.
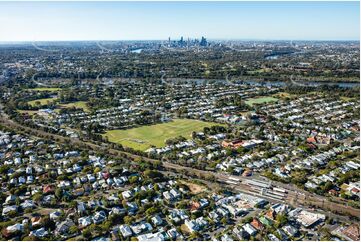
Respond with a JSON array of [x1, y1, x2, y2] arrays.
[[0, 110, 359, 219]]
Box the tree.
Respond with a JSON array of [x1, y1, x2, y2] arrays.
[[82, 228, 92, 239], [176, 200, 188, 209], [22, 236, 37, 241], [204, 173, 215, 182], [24, 208, 33, 214], [221, 217, 228, 225], [322, 182, 333, 193], [69, 200, 77, 209], [189, 231, 201, 240], [129, 176, 138, 184], [124, 216, 134, 225], [276, 213, 288, 227], [55, 188, 63, 199], [152, 160, 162, 169], [32, 193, 42, 203], [100, 221, 112, 231], [108, 213, 122, 225], [7, 210, 17, 218], [41, 216, 55, 230], [144, 169, 163, 179], [191, 131, 197, 139], [243, 217, 253, 224], [69, 225, 79, 235], [145, 207, 158, 216], [320, 227, 331, 241]]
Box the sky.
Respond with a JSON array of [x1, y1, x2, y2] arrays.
[[0, 1, 359, 41]]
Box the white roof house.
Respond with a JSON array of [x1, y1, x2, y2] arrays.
[[242, 223, 257, 236], [119, 224, 133, 238]]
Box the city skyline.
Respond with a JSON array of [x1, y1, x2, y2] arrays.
[[0, 1, 360, 42]]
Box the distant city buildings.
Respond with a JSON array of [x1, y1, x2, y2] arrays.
[[166, 36, 208, 48]]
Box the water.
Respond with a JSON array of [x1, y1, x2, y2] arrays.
[[130, 48, 142, 53], [265, 55, 279, 60], [168, 78, 359, 88], [265, 51, 303, 60], [241, 80, 359, 88]]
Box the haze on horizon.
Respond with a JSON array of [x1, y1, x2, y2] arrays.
[[0, 1, 359, 42]]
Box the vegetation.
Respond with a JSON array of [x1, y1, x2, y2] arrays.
[[245, 96, 278, 106], [27, 97, 58, 107], [60, 101, 90, 112], [103, 119, 222, 151]]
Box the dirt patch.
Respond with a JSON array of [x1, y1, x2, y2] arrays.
[[180, 180, 207, 194], [180, 224, 191, 235], [37, 208, 59, 216]]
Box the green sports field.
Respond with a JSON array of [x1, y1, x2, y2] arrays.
[[103, 119, 221, 151], [27, 97, 58, 106], [60, 101, 90, 112], [245, 96, 278, 106]]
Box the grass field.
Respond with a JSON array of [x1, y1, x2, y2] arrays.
[[27, 87, 62, 92], [60, 101, 90, 112], [17, 110, 39, 116], [103, 119, 221, 151], [340, 96, 356, 101], [27, 97, 58, 106], [245, 96, 278, 106]]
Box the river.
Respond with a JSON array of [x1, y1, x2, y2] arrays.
[[241, 80, 359, 88], [130, 48, 143, 53], [167, 78, 359, 88]]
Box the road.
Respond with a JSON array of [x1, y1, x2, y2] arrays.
[[0, 105, 359, 220]]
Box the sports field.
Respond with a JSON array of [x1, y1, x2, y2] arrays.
[[103, 119, 221, 151], [60, 101, 90, 112], [245, 96, 278, 106], [27, 97, 58, 106], [17, 110, 39, 116]]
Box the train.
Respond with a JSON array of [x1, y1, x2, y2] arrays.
[[268, 191, 286, 197], [272, 187, 288, 194], [228, 177, 241, 182], [263, 192, 285, 201], [225, 180, 238, 185], [245, 180, 271, 189]]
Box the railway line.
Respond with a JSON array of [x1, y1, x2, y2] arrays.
[[0, 107, 359, 219]]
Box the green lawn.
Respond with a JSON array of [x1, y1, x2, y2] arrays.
[[27, 87, 62, 92], [103, 119, 222, 151], [27, 97, 58, 106], [60, 101, 90, 112], [245, 96, 278, 106], [340, 96, 356, 102], [17, 110, 39, 116]]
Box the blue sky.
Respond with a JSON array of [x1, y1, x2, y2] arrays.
[[0, 1, 359, 41]]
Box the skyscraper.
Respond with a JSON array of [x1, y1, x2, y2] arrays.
[[200, 36, 208, 47]]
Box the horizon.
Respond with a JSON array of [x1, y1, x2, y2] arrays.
[[0, 1, 359, 42], [0, 38, 360, 45]]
